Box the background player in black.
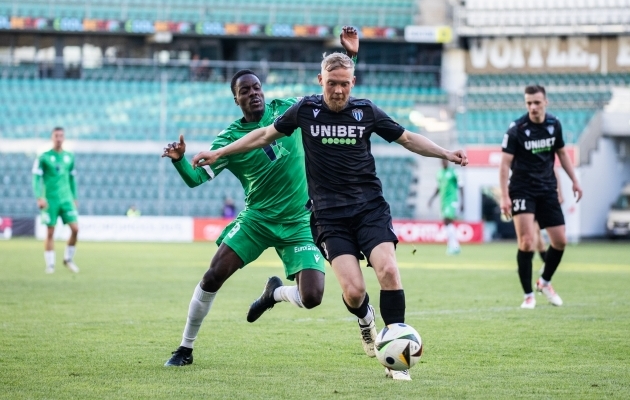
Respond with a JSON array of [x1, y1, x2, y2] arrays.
[[192, 52, 468, 380], [500, 85, 583, 309]]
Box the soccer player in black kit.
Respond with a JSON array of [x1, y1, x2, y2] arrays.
[[193, 52, 468, 380], [499, 85, 583, 309]]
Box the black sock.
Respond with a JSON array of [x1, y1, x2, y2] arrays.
[[380, 290, 405, 325], [343, 292, 370, 320], [541, 246, 564, 282], [539, 250, 547, 263], [517, 250, 534, 293]]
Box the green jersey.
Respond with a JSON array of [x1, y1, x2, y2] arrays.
[[32, 149, 77, 201], [436, 167, 460, 205], [173, 98, 309, 221]]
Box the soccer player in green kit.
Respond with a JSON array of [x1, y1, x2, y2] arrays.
[[428, 158, 464, 254], [32, 127, 80, 274], [161, 27, 358, 367]]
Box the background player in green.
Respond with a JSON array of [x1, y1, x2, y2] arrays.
[[161, 26, 358, 367], [428, 158, 464, 254], [32, 127, 80, 274]]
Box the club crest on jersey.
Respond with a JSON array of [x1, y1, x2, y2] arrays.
[[546, 125, 555, 135], [525, 129, 531, 137], [313, 109, 320, 118], [352, 108, 363, 121]]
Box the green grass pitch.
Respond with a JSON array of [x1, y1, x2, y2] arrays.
[[1, 239, 629, 399]]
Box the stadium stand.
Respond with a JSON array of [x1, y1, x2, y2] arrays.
[[460, 0, 630, 30], [0, 64, 446, 142], [456, 72, 627, 144], [0, 0, 416, 28], [0, 151, 416, 219], [0, 65, 426, 218]]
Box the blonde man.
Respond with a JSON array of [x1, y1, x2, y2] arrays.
[[192, 53, 468, 380]]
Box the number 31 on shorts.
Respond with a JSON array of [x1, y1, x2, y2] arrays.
[[512, 199, 526, 212]]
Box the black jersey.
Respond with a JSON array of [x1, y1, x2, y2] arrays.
[[502, 113, 564, 192], [273, 94, 405, 211]]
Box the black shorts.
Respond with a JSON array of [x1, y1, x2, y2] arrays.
[[310, 197, 398, 263], [508, 189, 565, 229]]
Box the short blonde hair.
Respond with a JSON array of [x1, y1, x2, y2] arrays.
[[321, 52, 355, 73]]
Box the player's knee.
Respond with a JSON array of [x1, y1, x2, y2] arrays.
[[200, 269, 227, 292], [301, 291, 323, 309], [551, 238, 567, 250], [518, 236, 536, 252], [343, 286, 367, 307]]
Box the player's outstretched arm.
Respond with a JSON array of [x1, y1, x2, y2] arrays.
[[499, 153, 513, 219], [162, 134, 210, 188], [395, 130, 468, 166], [556, 147, 583, 202], [192, 124, 283, 168]]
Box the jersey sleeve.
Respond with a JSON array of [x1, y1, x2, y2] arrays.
[[172, 156, 212, 188], [554, 119, 565, 150], [273, 100, 302, 136], [502, 122, 518, 154], [31, 156, 44, 198], [371, 102, 405, 142], [69, 154, 77, 200]]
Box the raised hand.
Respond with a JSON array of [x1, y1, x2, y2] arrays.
[[340, 26, 359, 57], [162, 134, 186, 160]]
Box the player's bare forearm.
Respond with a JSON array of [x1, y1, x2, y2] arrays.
[[192, 125, 283, 168], [396, 131, 468, 165], [557, 149, 578, 184], [499, 154, 513, 216], [556, 148, 583, 201]]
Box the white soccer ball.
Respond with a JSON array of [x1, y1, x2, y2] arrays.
[[375, 323, 423, 371]]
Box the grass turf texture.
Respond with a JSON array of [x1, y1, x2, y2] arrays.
[[1, 239, 629, 399]]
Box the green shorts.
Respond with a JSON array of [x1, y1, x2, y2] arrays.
[[441, 201, 458, 220], [217, 211, 325, 281], [41, 199, 78, 226]]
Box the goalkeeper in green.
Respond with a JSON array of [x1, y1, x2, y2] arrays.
[[32, 127, 80, 274], [162, 27, 358, 367]]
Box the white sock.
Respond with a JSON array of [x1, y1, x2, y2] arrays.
[[358, 305, 375, 326], [446, 223, 459, 248], [538, 277, 550, 286], [44, 251, 55, 268], [524, 292, 534, 299], [64, 246, 76, 262], [180, 283, 216, 349], [273, 285, 304, 308]]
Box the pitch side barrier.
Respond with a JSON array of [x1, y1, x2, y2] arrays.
[[33, 216, 483, 243]]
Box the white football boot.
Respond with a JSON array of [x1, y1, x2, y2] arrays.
[[358, 305, 377, 358], [385, 368, 412, 381], [536, 279, 563, 306], [520, 295, 536, 309], [63, 259, 79, 273]]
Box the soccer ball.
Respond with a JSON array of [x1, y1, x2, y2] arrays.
[[375, 323, 423, 371]]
